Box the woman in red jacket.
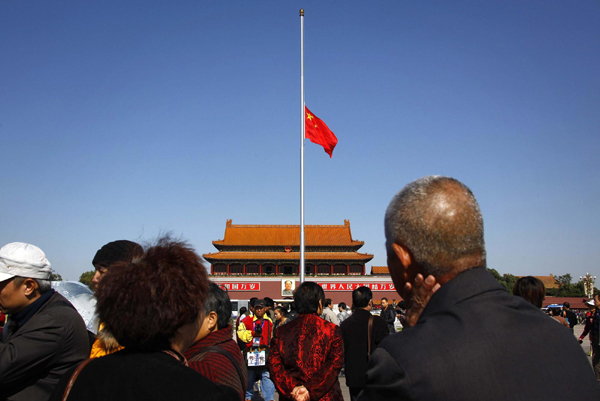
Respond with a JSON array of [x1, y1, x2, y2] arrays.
[[268, 282, 344, 401]]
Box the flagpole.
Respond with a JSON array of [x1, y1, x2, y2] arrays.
[[299, 9, 306, 284]]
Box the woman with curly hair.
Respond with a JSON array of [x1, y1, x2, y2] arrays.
[[51, 238, 238, 401]]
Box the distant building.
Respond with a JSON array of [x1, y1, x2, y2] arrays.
[[204, 220, 398, 304]]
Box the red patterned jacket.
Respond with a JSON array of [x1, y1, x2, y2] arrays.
[[184, 325, 248, 401], [268, 313, 344, 401]]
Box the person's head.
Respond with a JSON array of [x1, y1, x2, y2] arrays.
[[195, 282, 232, 342], [285, 280, 293, 291], [381, 297, 389, 309], [253, 299, 267, 318], [338, 302, 347, 312], [551, 307, 561, 317], [563, 302, 570, 310], [249, 297, 258, 313], [265, 297, 275, 310], [239, 306, 248, 316], [385, 176, 486, 293], [95, 237, 209, 352], [352, 286, 373, 310], [294, 282, 325, 315], [0, 242, 53, 314], [92, 240, 143, 287], [324, 298, 333, 310], [274, 306, 287, 321], [512, 276, 546, 309]]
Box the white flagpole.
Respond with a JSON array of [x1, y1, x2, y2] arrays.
[[300, 9, 305, 283]]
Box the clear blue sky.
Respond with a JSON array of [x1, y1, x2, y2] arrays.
[[1, 1, 599, 282]]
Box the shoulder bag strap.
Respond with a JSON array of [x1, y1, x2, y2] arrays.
[[191, 346, 246, 395], [367, 315, 374, 359], [62, 358, 93, 401]]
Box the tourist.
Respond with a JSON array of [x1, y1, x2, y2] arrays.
[[237, 298, 274, 401], [185, 282, 247, 400], [0, 242, 89, 401], [337, 302, 350, 324], [268, 281, 344, 401], [89, 240, 143, 358], [273, 306, 288, 331], [321, 298, 339, 326], [379, 297, 396, 334], [550, 307, 569, 327], [578, 296, 600, 381], [512, 276, 545, 308], [359, 176, 599, 400], [561, 302, 578, 334], [50, 238, 238, 401], [340, 287, 387, 401], [265, 297, 276, 321]]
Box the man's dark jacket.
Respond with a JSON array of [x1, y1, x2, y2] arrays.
[[381, 306, 396, 333], [0, 291, 89, 401], [359, 267, 600, 401], [340, 309, 388, 388]]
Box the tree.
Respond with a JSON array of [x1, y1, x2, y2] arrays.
[[79, 270, 95, 289], [487, 268, 518, 292], [50, 272, 63, 281]]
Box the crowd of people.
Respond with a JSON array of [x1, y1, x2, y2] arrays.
[[1, 175, 599, 401]]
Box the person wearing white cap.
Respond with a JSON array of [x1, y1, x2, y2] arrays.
[[0, 242, 89, 401]]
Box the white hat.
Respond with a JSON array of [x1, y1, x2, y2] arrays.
[[584, 299, 595, 307], [0, 242, 52, 282]]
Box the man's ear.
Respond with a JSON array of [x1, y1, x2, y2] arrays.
[[23, 278, 39, 297], [392, 243, 412, 269]]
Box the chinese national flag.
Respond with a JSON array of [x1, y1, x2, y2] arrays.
[[305, 106, 338, 158]]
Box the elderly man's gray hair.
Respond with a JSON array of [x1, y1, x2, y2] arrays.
[[384, 176, 486, 277]]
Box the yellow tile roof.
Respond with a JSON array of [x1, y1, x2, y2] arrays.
[[213, 219, 364, 247]]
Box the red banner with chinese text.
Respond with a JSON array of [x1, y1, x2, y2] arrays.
[[317, 283, 395, 291], [219, 283, 261, 291]]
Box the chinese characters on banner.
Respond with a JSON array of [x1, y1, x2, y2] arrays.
[[219, 283, 261, 291], [317, 283, 395, 291]]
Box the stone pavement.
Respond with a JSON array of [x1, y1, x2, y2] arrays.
[[250, 323, 592, 401]]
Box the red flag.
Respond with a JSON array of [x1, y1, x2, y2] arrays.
[[305, 106, 338, 158]]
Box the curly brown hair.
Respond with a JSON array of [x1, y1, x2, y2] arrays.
[[96, 237, 209, 350]]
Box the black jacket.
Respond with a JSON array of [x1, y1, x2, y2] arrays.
[[51, 349, 239, 401], [0, 291, 89, 401], [381, 306, 396, 332], [340, 309, 388, 388], [359, 267, 600, 401]]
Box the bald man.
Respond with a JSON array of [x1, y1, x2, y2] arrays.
[[359, 176, 599, 401]]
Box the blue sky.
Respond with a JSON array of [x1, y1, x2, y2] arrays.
[[1, 1, 599, 282]]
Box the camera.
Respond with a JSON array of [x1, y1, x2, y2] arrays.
[[254, 325, 263, 337]]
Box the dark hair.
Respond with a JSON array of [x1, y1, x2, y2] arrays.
[[338, 302, 347, 310], [274, 306, 287, 318], [96, 238, 209, 350], [249, 297, 258, 307], [92, 240, 143, 269], [294, 282, 325, 314], [551, 308, 561, 317], [513, 276, 545, 309], [204, 282, 232, 330], [324, 298, 333, 308], [563, 302, 570, 309], [265, 297, 275, 309], [381, 297, 388, 302], [239, 307, 247, 315], [352, 286, 373, 309]]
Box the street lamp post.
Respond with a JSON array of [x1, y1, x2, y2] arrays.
[[580, 273, 597, 300]]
